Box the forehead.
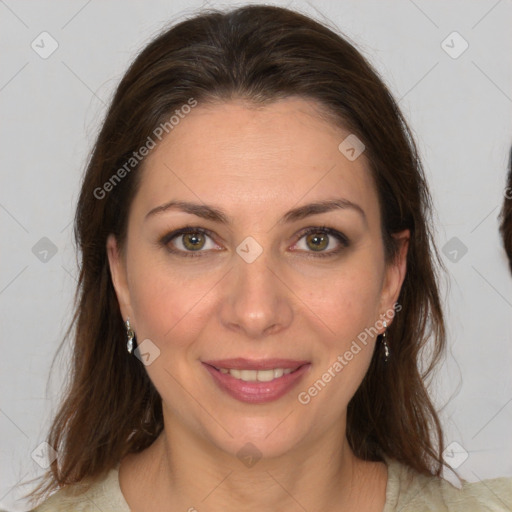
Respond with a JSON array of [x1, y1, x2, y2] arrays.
[[133, 97, 379, 222]]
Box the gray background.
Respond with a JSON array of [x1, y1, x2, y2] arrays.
[[1, 0, 511, 509]]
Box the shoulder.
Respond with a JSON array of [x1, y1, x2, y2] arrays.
[[30, 466, 130, 512], [384, 457, 512, 512]]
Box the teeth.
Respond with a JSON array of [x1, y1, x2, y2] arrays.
[[218, 367, 295, 382], [273, 368, 284, 379], [256, 370, 274, 382]]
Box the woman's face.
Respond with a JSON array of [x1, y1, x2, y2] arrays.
[[108, 97, 407, 460]]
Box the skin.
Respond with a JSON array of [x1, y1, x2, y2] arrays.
[[108, 97, 409, 512]]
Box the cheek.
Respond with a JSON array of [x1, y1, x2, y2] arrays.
[[126, 246, 222, 350], [300, 257, 385, 339], [127, 245, 385, 347], [296, 273, 382, 418], [293, 255, 384, 396]]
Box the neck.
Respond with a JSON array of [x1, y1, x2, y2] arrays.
[[120, 410, 388, 512]]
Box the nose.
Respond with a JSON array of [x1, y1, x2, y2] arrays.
[[218, 248, 294, 339]]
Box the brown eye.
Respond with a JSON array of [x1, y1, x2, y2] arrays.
[[293, 227, 349, 257], [181, 232, 206, 251], [305, 232, 329, 251], [162, 227, 219, 256]]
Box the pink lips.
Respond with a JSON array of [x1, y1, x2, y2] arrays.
[[202, 358, 311, 404], [204, 358, 309, 371]]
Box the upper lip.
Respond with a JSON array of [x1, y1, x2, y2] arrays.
[[203, 358, 310, 370]]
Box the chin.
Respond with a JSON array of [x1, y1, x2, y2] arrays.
[[201, 409, 309, 461]]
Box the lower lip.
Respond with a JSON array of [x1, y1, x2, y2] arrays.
[[202, 363, 311, 404]]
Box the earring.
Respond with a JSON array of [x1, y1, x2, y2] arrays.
[[381, 320, 390, 362], [125, 318, 135, 354]]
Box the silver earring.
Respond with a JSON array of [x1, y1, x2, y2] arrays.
[[381, 320, 389, 362], [126, 318, 135, 354]]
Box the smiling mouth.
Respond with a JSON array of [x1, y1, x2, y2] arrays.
[[203, 358, 309, 383], [202, 359, 311, 403], [214, 366, 300, 382]]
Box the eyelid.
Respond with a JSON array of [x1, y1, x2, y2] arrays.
[[160, 226, 213, 245], [295, 226, 349, 245], [160, 225, 350, 257], [291, 226, 350, 257], [160, 226, 222, 257]]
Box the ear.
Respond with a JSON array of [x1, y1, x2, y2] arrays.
[[379, 229, 409, 325], [106, 234, 133, 321]]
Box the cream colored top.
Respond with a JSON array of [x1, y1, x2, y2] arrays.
[[32, 459, 512, 511]]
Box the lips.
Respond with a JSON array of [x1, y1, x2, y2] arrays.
[[202, 358, 311, 404], [203, 358, 309, 371]]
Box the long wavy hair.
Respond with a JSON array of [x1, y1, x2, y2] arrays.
[[28, 4, 447, 504], [500, 147, 512, 272]]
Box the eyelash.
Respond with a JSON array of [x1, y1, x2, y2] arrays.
[[159, 225, 350, 259]]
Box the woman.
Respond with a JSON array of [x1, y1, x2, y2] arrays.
[[28, 5, 511, 511]]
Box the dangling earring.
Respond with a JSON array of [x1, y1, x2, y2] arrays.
[[125, 318, 135, 354], [381, 320, 390, 362]]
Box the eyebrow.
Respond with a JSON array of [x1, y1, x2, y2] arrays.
[[145, 198, 366, 224]]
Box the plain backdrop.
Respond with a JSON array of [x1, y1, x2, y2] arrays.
[[1, 0, 511, 510]]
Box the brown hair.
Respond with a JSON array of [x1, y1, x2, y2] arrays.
[[28, 4, 446, 504], [500, 147, 512, 273]]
